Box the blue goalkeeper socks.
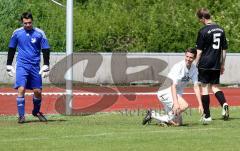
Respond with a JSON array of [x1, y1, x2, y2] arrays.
[[32, 97, 41, 115], [16, 97, 25, 117]]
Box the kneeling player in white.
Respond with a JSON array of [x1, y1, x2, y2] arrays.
[[142, 48, 203, 126]]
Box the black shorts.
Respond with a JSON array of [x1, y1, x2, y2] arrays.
[[198, 69, 220, 84]]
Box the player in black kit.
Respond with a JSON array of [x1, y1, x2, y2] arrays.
[[195, 8, 229, 123]]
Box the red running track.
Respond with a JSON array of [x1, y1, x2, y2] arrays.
[[0, 87, 239, 115]]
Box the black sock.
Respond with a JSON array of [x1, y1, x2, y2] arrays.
[[202, 95, 210, 118], [32, 97, 41, 115], [215, 91, 226, 107]]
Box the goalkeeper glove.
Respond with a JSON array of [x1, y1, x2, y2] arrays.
[[39, 65, 50, 78], [6, 65, 15, 77]]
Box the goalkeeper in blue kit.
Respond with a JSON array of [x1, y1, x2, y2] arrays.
[[6, 12, 50, 123]]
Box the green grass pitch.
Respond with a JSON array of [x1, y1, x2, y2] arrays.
[[0, 107, 240, 151]]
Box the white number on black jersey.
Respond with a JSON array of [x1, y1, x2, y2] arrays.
[[213, 33, 221, 49]]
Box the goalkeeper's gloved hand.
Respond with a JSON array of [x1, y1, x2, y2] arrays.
[[6, 65, 15, 77], [39, 65, 49, 78]]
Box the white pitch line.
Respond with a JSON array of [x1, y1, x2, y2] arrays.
[[0, 127, 221, 143], [0, 92, 212, 96]]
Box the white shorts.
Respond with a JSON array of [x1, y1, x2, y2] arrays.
[[157, 87, 174, 121]]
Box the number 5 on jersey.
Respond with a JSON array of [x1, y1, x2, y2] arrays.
[[213, 33, 221, 49]]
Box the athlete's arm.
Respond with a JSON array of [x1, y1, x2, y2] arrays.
[[42, 49, 50, 66], [220, 49, 226, 74], [39, 49, 50, 78], [193, 83, 203, 114], [195, 29, 204, 66], [171, 84, 180, 115], [195, 49, 202, 66], [7, 47, 16, 65]]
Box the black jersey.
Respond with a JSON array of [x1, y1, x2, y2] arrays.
[[196, 24, 228, 70]]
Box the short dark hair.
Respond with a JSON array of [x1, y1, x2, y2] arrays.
[[21, 12, 33, 21], [185, 48, 197, 58], [196, 8, 211, 19]]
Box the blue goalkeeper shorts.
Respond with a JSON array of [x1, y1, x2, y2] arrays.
[[15, 63, 42, 90]]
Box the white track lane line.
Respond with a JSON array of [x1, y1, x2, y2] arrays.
[[0, 92, 212, 96]]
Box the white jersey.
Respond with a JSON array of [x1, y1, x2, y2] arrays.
[[155, 60, 198, 123], [168, 60, 198, 95]]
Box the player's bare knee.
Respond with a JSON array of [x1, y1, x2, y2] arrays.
[[211, 85, 221, 93], [33, 89, 42, 98], [17, 86, 25, 97], [201, 84, 209, 95]]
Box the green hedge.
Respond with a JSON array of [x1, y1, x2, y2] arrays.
[[0, 0, 239, 52]]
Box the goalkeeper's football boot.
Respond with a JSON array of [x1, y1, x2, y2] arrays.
[[32, 112, 47, 122], [18, 116, 25, 124], [142, 109, 152, 125]]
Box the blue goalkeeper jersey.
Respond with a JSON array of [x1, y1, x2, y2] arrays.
[[8, 27, 50, 65]]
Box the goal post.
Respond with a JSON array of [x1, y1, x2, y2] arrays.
[[66, 0, 73, 115]]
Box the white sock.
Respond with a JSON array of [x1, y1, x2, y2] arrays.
[[151, 111, 169, 123]]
